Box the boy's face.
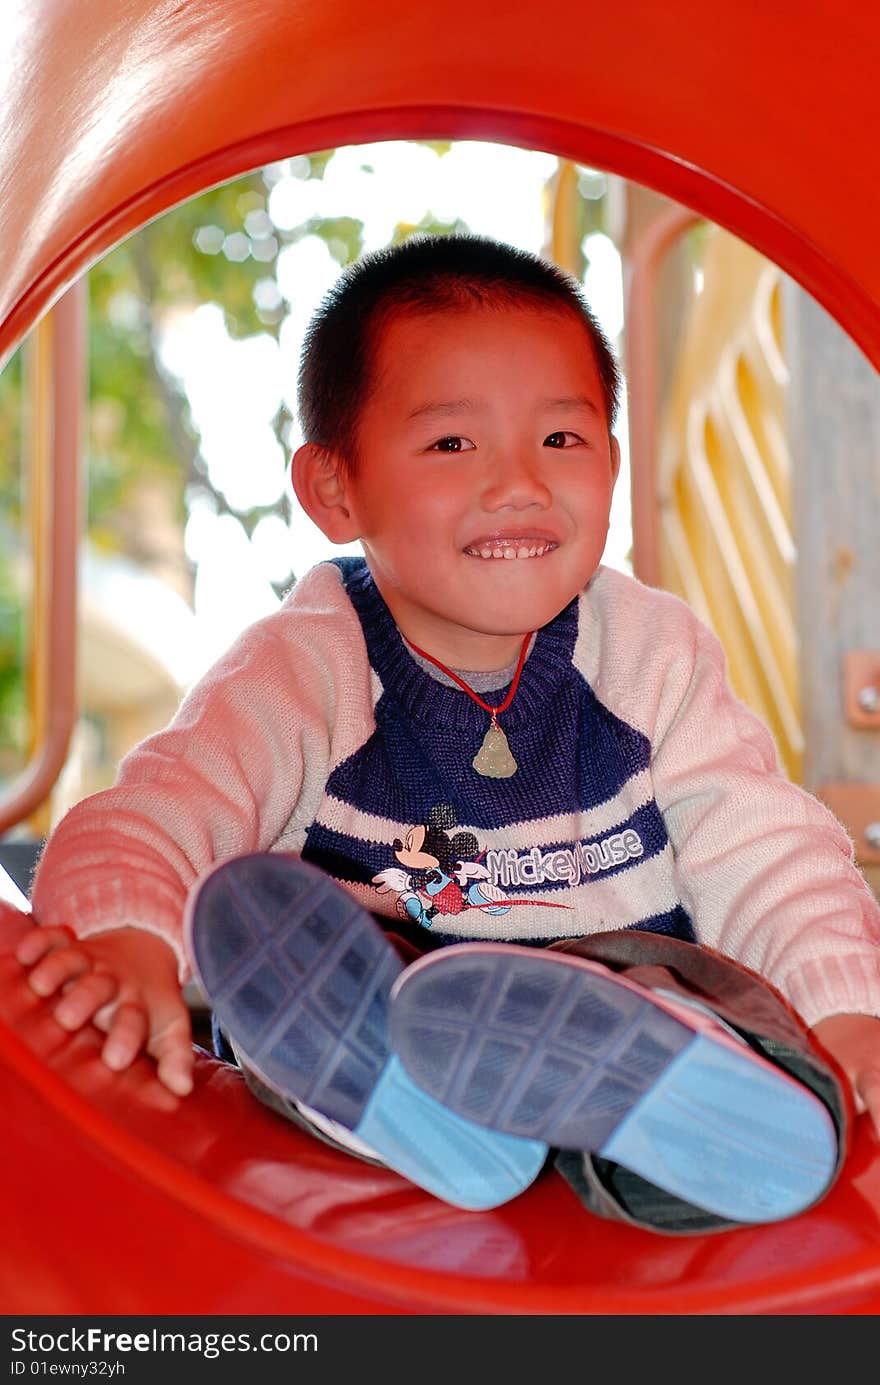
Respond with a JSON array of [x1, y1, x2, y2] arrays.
[[337, 303, 620, 669]]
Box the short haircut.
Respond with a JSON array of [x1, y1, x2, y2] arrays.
[[297, 234, 622, 471]]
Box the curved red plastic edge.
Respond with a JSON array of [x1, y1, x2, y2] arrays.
[[4, 904, 880, 1315]]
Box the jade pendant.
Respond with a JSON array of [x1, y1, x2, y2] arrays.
[[472, 723, 518, 778]]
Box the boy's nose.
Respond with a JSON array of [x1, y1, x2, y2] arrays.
[[480, 455, 553, 512]]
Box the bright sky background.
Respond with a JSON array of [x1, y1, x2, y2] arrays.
[[158, 141, 632, 680]]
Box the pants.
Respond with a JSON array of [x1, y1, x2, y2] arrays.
[[214, 919, 849, 1235]]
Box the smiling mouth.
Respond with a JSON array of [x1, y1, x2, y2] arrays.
[[463, 539, 558, 560]]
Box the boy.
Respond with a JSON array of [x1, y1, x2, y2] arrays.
[[18, 235, 880, 1233]]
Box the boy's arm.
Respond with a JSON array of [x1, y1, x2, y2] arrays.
[[21, 621, 315, 1091], [30, 627, 302, 976], [647, 612, 880, 1030], [24, 569, 371, 1089], [30, 575, 367, 973]]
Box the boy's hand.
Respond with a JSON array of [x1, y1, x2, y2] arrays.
[[15, 923, 194, 1096], [810, 1013, 880, 1137]]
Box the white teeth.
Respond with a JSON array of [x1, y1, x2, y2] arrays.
[[466, 542, 554, 559]]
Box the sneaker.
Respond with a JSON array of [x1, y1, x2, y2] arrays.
[[388, 943, 839, 1224], [184, 854, 547, 1209]]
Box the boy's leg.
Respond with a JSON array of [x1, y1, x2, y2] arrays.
[[187, 852, 548, 1209], [389, 931, 848, 1232]]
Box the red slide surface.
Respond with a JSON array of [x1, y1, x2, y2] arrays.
[[3, 903, 880, 1314]]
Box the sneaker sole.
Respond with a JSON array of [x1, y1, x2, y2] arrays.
[[185, 855, 547, 1208], [389, 943, 838, 1223]]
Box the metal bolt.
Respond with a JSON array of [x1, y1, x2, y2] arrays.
[[866, 823, 880, 850], [857, 684, 880, 714]]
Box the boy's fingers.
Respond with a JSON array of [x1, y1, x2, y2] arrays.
[[101, 997, 194, 1096], [156, 1044, 195, 1097], [53, 971, 118, 1031], [101, 1002, 149, 1072], [27, 945, 93, 998], [150, 1012, 195, 1096], [15, 925, 74, 967]]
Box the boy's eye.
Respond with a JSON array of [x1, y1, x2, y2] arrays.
[[427, 435, 476, 453], [544, 430, 584, 448]]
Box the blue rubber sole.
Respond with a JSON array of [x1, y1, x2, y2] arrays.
[[389, 944, 839, 1223], [186, 855, 547, 1208]]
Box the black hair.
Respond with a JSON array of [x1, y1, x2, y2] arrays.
[[297, 233, 622, 471]]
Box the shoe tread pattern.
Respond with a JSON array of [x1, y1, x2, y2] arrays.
[[190, 856, 401, 1129], [390, 949, 693, 1147], [391, 947, 839, 1221]]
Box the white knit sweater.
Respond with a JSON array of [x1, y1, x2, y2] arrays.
[[31, 560, 880, 1028]]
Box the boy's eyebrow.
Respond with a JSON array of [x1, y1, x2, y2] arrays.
[[405, 398, 481, 422], [542, 395, 600, 415], [405, 395, 600, 422]]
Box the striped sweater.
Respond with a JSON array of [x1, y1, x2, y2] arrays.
[[31, 558, 880, 1028]]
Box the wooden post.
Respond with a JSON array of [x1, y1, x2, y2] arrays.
[[622, 185, 691, 408], [785, 281, 880, 894]]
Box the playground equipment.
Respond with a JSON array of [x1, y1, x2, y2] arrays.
[[1, 0, 879, 1313]]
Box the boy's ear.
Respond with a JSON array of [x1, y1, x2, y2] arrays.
[[290, 443, 361, 543], [610, 434, 621, 485]]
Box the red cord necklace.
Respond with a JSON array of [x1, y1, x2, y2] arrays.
[[403, 631, 533, 778]]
